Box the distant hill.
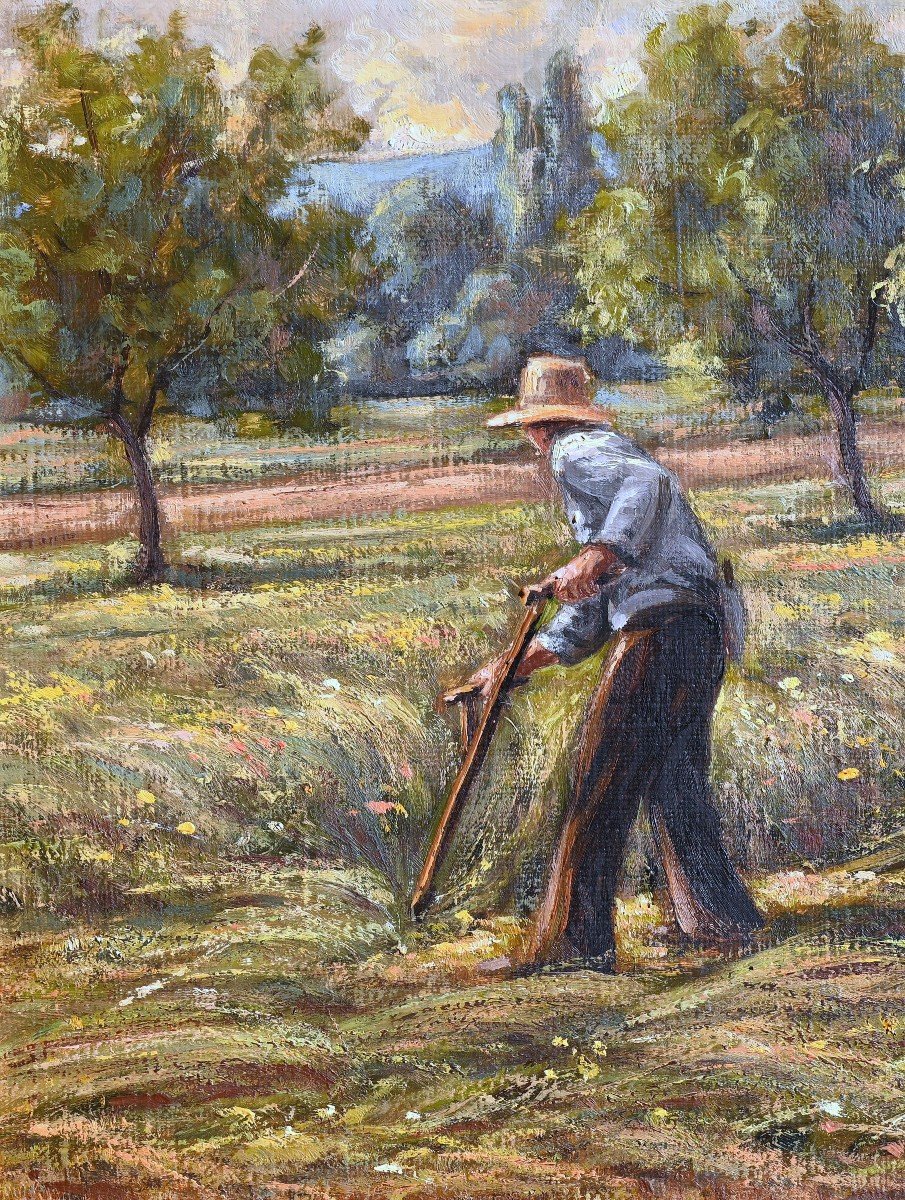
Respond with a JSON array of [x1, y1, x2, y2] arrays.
[[282, 144, 495, 217]]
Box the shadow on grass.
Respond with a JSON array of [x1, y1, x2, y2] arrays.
[[760, 900, 905, 950], [7, 501, 901, 613], [775, 509, 905, 545], [124, 870, 390, 932], [1, 499, 542, 608], [0, 553, 450, 610]]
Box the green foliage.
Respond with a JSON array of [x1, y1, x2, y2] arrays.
[[571, 1, 905, 522], [493, 82, 545, 252], [0, 2, 367, 574], [493, 51, 598, 252], [344, 50, 598, 390], [0, 3, 366, 412], [367, 177, 488, 325]]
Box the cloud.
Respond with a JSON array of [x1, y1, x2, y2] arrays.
[[3, 0, 903, 153]]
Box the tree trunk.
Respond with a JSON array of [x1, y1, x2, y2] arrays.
[[110, 416, 166, 583], [822, 380, 887, 528]]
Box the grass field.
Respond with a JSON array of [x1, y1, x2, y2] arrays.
[[0, 448, 903, 1196]]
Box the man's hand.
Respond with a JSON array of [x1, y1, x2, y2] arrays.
[[540, 543, 623, 603], [455, 550, 621, 704], [464, 655, 505, 700], [464, 640, 560, 699]]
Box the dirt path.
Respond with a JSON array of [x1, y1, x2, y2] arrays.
[[1, 421, 902, 552]]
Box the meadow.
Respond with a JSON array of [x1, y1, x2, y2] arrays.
[[0, 431, 903, 1196]]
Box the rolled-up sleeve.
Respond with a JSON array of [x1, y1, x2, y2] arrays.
[[557, 446, 667, 565], [535, 594, 611, 666], [596, 468, 667, 564]]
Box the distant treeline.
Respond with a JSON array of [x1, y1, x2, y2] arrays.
[[325, 48, 648, 397]]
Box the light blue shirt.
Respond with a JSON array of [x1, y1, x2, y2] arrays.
[[536, 425, 723, 665]]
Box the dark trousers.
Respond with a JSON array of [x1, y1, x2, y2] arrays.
[[528, 607, 762, 965]]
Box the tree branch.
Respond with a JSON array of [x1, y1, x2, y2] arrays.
[[138, 284, 244, 437], [135, 242, 317, 429], [163, 245, 281, 378], [858, 290, 880, 380], [135, 381, 161, 439], [79, 90, 101, 156], [154, 279, 248, 394], [75, 89, 115, 295], [104, 407, 134, 444], [800, 276, 820, 352], [648, 274, 714, 301], [101, 351, 131, 424], [166, 295, 233, 376], [726, 262, 852, 398], [275, 242, 320, 298], [0, 343, 68, 402]]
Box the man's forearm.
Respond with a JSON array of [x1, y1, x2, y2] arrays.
[[543, 542, 624, 604], [468, 545, 622, 694], [575, 542, 623, 577], [512, 639, 560, 683]]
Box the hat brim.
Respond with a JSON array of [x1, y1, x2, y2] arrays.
[[487, 404, 611, 429]]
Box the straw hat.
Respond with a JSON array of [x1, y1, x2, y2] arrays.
[[487, 355, 611, 428]]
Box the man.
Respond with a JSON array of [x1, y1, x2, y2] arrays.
[[470, 355, 762, 968]]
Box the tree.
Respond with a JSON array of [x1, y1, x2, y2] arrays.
[[398, 52, 599, 387], [539, 50, 599, 225], [492, 83, 545, 251], [407, 269, 545, 385], [360, 176, 491, 384], [493, 52, 598, 253], [0, 4, 367, 580], [367, 177, 489, 331], [570, 2, 905, 526]]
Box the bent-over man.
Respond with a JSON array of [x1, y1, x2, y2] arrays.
[[470, 355, 762, 968]]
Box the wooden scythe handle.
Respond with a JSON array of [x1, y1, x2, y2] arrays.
[[411, 582, 552, 919]]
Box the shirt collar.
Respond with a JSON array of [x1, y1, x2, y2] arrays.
[[550, 421, 614, 448]]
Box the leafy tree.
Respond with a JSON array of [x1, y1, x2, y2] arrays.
[[366, 177, 489, 334], [540, 50, 599, 224], [570, 2, 905, 526], [357, 176, 492, 386], [400, 53, 598, 386], [493, 83, 545, 251], [409, 270, 534, 383], [493, 52, 598, 253], [333, 51, 596, 393], [408, 264, 581, 388], [0, 3, 367, 580]]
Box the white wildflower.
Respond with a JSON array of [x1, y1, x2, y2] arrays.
[[819, 1100, 843, 1117]]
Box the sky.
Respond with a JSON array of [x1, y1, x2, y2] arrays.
[[4, 0, 905, 155]]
